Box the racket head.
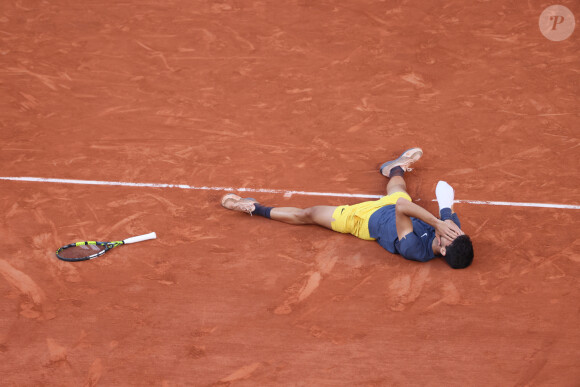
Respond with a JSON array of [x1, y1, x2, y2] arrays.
[[56, 241, 121, 262]]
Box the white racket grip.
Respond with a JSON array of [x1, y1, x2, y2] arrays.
[[436, 181, 455, 210], [123, 232, 157, 244]]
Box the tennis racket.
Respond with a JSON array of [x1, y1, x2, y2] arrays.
[[56, 232, 157, 262]]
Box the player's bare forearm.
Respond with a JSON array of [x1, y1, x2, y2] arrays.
[[395, 197, 440, 228], [395, 198, 460, 241]]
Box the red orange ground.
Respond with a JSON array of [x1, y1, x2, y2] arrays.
[[0, 0, 579, 385]]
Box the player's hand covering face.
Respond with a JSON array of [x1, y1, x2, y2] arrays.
[[435, 220, 463, 246]]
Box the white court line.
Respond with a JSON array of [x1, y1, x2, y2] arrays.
[[1, 176, 579, 210]]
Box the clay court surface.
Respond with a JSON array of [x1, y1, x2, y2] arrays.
[[1, 0, 579, 385]]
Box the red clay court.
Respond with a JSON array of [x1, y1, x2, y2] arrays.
[[1, 0, 579, 385]]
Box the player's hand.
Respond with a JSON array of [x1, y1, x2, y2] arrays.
[[435, 220, 461, 245], [444, 219, 464, 236]]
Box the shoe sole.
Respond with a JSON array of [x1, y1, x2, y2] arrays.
[[221, 193, 241, 207], [380, 147, 423, 176], [221, 193, 257, 211]]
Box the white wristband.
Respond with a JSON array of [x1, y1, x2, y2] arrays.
[[436, 181, 454, 211]]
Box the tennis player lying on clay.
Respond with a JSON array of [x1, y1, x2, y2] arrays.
[[221, 148, 474, 269]]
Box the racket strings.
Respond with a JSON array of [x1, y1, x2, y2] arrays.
[[57, 243, 107, 259]]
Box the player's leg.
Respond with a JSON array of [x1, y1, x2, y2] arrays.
[[221, 194, 336, 229], [386, 175, 407, 195], [270, 206, 336, 229]]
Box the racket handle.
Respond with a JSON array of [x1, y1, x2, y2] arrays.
[[123, 232, 157, 244]]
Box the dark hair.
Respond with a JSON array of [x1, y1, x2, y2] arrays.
[[444, 235, 474, 269]]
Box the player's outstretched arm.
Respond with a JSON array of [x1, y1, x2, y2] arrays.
[[395, 198, 460, 242]]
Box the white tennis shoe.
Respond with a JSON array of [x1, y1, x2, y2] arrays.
[[380, 147, 423, 177], [436, 181, 455, 210], [221, 193, 257, 215]]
